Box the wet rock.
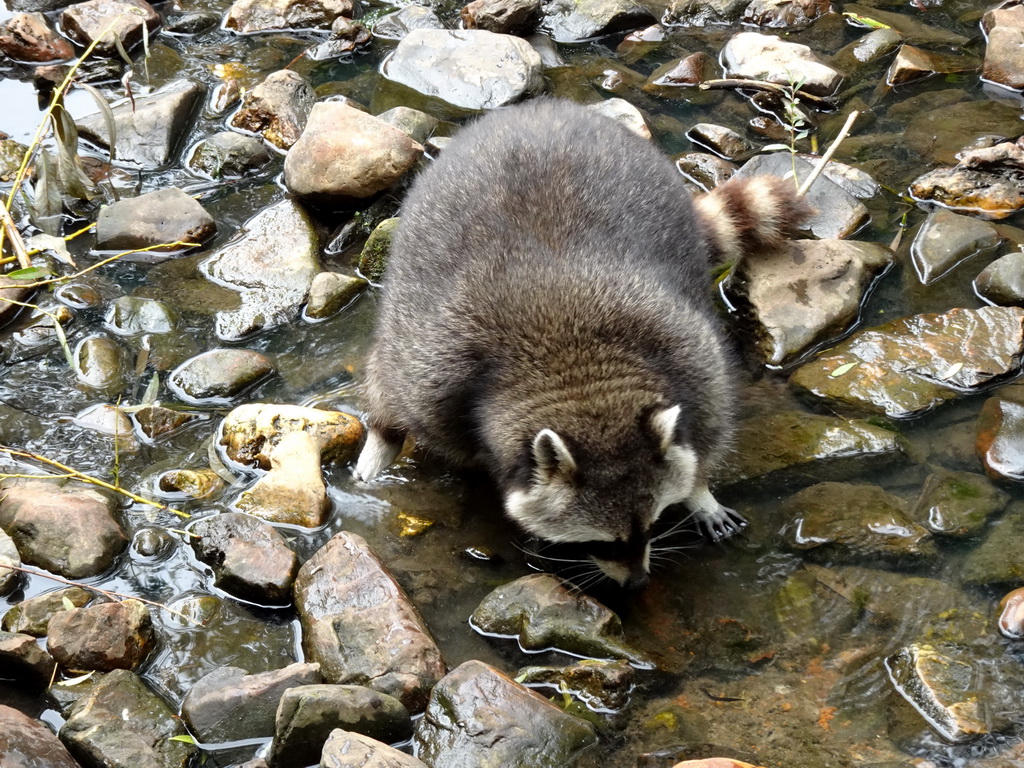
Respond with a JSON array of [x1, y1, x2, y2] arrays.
[[61, 0, 160, 55], [0, 139, 30, 182], [375, 106, 439, 144], [721, 32, 842, 96], [372, 5, 444, 40], [841, 3, 967, 46], [131, 527, 174, 559], [539, 0, 654, 42], [381, 29, 544, 112], [60, 669, 197, 767], [357, 217, 400, 281], [0, 275, 36, 330], [910, 141, 1024, 220], [741, 0, 829, 28], [685, 123, 751, 160], [674, 152, 736, 190], [164, 11, 219, 33], [0, 479, 126, 579], [642, 52, 718, 98], [169, 348, 275, 404], [671, 762, 767, 768], [0, 705, 79, 767], [0, 630, 56, 685], [106, 297, 178, 336], [615, 23, 664, 63], [587, 97, 651, 140], [998, 587, 1024, 639], [0, 12, 73, 61], [414, 659, 597, 767], [294, 531, 446, 711], [962, 507, 1024, 586], [181, 663, 321, 742], [268, 685, 413, 768], [190, 512, 299, 604], [229, 69, 315, 151], [308, 17, 371, 58], [321, 729, 429, 767], [156, 467, 223, 497], [462, 0, 540, 33], [829, 28, 903, 74], [187, 131, 272, 179], [721, 410, 906, 488], [732, 153, 868, 239], [662, 0, 747, 25], [517, 658, 634, 712], [904, 101, 1023, 166], [0, 528, 19, 596], [982, 2, 1024, 92], [3, 587, 103, 636], [220, 403, 363, 469], [77, 79, 205, 168], [72, 404, 140, 454], [976, 396, 1024, 481], [211, 78, 242, 113], [789, 306, 1024, 418], [200, 199, 320, 341], [225, 0, 353, 33], [911, 470, 1009, 538], [285, 104, 423, 206], [909, 209, 1002, 284], [782, 482, 936, 562], [470, 573, 651, 665], [886, 44, 980, 86], [885, 643, 988, 743], [47, 599, 154, 672], [95, 188, 216, 253], [725, 239, 892, 365], [305, 272, 367, 320], [976, 252, 1024, 306], [135, 407, 205, 443], [234, 431, 329, 526]]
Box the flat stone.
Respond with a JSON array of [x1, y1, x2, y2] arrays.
[[0, 704, 79, 768], [539, 0, 654, 42], [77, 79, 205, 169], [725, 238, 892, 365], [229, 69, 315, 151], [224, 0, 353, 33], [60, 0, 160, 56], [0, 528, 19, 596], [47, 599, 154, 672], [721, 31, 842, 96], [134, 407, 206, 443], [105, 297, 178, 336], [911, 469, 1009, 538], [181, 663, 321, 742], [169, 348, 275, 404], [0, 630, 56, 685], [962, 508, 1024, 586], [374, 106, 440, 144], [674, 152, 737, 190], [187, 131, 272, 179], [294, 531, 446, 711], [910, 156, 1024, 221], [976, 252, 1024, 306], [686, 123, 752, 160], [982, 3, 1024, 92], [904, 101, 1023, 166], [219, 402, 363, 469], [830, 28, 904, 74], [841, 3, 968, 46], [305, 272, 367, 320], [0, 12, 74, 61], [413, 660, 597, 767], [643, 52, 719, 98], [2, 586, 103, 636], [284, 104, 423, 205], [320, 729, 429, 767], [380, 29, 544, 112], [95, 188, 215, 252], [72, 335, 125, 393], [886, 44, 980, 86], [789, 306, 1024, 418], [909, 208, 1002, 284], [0, 478, 126, 579]]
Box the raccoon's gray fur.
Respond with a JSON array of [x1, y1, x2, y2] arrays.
[[355, 99, 812, 589]]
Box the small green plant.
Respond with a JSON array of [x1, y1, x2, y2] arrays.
[[761, 73, 812, 190]]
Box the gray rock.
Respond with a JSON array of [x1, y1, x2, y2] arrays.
[[3, 587, 104, 636], [269, 685, 413, 768], [470, 573, 651, 665], [0, 704, 79, 768], [308, 17, 371, 58], [911, 470, 1009, 538], [95, 188, 216, 253], [962, 507, 1024, 586], [732, 153, 868, 239], [224, 0, 353, 33], [295, 531, 446, 711], [783, 483, 935, 563], [741, 0, 829, 28], [789, 306, 1024, 418], [0, 528, 19, 596], [284, 104, 423, 205], [686, 122, 752, 159], [106, 297, 178, 336], [0, 631, 56, 685], [374, 106, 440, 144], [587, 97, 650, 140], [662, 0, 747, 26], [47, 599, 154, 672], [187, 131, 272, 179], [0, 275, 36, 330], [169, 348, 275, 403], [905, 101, 1023, 166], [674, 151, 737, 190], [829, 28, 903, 74], [71, 404, 140, 454], [910, 141, 1024, 220], [200, 199, 320, 341], [0, 479, 126, 579], [181, 663, 321, 742], [357, 217, 401, 281], [726, 238, 892, 365], [190, 512, 299, 604], [372, 5, 444, 40], [540, 0, 654, 42], [320, 729, 429, 767], [60, 669, 197, 767], [516, 659, 635, 712], [163, 10, 219, 33], [462, 0, 540, 34], [381, 29, 544, 112], [721, 32, 842, 96], [60, 0, 160, 56], [909, 209, 1002, 285], [73, 335, 125, 393], [305, 272, 367, 320], [234, 430, 331, 527], [983, 3, 1024, 92], [77, 79, 205, 168], [0, 12, 74, 61], [229, 69, 315, 151], [219, 402, 363, 469], [413, 660, 597, 767], [976, 251, 1024, 306], [885, 44, 980, 86]]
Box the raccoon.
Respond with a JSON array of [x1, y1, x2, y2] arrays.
[[355, 99, 812, 590]]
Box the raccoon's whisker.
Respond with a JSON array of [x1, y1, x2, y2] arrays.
[[651, 517, 698, 542]]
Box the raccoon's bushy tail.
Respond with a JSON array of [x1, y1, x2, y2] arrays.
[[693, 176, 815, 263]]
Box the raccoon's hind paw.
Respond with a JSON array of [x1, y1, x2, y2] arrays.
[[353, 427, 404, 482], [696, 505, 747, 542]]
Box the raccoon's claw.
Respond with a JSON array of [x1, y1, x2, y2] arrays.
[[697, 506, 747, 543]]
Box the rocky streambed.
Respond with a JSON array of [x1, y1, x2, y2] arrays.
[[1, 0, 1024, 765]]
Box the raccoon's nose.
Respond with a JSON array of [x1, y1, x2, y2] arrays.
[[623, 570, 650, 592]]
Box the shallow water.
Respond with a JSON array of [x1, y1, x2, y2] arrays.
[[2, 0, 1024, 765]]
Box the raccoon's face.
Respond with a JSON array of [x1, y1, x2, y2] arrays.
[[504, 405, 697, 590]]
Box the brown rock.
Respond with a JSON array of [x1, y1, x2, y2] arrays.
[[0, 631, 56, 685], [0, 275, 35, 330], [998, 586, 1024, 639], [60, 0, 160, 55], [886, 44, 980, 86], [0, 13, 73, 62], [224, 0, 353, 33], [983, 2, 1024, 91], [461, 0, 540, 34], [0, 704, 79, 768], [47, 599, 155, 671], [229, 69, 315, 150], [977, 397, 1024, 481]]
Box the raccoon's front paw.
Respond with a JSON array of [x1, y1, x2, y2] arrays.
[[696, 505, 747, 543], [352, 427, 404, 482]]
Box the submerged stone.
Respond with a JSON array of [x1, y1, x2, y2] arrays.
[[976, 252, 1024, 306], [187, 131, 272, 179], [372, 5, 444, 40], [73, 335, 125, 393], [169, 348, 275, 404], [789, 306, 1024, 418], [829, 28, 904, 74], [909, 209, 1002, 284], [106, 297, 179, 336], [911, 470, 1009, 537], [841, 2, 968, 46], [961, 508, 1024, 587], [904, 101, 1023, 166], [516, 658, 635, 712], [741, 0, 829, 28], [886, 44, 980, 86]]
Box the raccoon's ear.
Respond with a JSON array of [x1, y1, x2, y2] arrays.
[[649, 405, 681, 454], [532, 429, 576, 482]]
